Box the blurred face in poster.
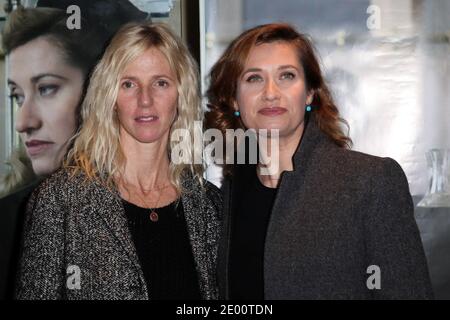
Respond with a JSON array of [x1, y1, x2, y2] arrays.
[[8, 37, 83, 176]]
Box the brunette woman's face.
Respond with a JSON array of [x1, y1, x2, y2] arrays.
[[8, 37, 83, 176], [235, 41, 313, 139]]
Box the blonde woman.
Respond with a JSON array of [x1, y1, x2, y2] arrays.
[[0, 2, 149, 300], [15, 22, 221, 300], [0, 5, 148, 300]]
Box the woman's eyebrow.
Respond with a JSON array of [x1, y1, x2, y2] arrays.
[[120, 74, 176, 81], [242, 67, 262, 73], [241, 68, 262, 78], [120, 75, 139, 81], [30, 73, 68, 83], [242, 65, 299, 75], [278, 65, 300, 71]]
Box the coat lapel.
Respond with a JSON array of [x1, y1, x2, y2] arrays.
[[89, 181, 148, 296], [268, 114, 333, 226], [217, 178, 232, 299], [181, 177, 216, 299]]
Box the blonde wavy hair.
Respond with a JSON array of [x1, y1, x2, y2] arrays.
[[66, 22, 203, 194]]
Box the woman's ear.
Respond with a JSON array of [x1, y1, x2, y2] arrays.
[[306, 90, 314, 105], [233, 100, 239, 112]]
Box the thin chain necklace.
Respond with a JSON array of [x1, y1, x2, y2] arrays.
[[122, 179, 172, 222], [135, 189, 162, 222]]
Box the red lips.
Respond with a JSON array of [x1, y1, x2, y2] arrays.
[[258, 107, 287, 116], [25, 140, 54, 157]]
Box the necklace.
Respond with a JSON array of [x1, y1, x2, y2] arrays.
[[134, 189, 162, 222], [121, 179, 172, 222]]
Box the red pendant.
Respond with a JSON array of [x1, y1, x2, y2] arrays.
[[149, 210, 159, 222]]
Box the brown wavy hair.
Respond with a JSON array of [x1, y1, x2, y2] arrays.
[[205, 23, 352, 173]]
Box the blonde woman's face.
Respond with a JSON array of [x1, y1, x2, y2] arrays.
[[116, 48, 178, 147], [235, 42, 313, 138], [8, 37, 83, 176]]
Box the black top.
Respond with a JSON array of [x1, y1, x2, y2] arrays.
[[230, 169, 278, 300], [0, 183, 38, 300], [122, 199, 201, 300]]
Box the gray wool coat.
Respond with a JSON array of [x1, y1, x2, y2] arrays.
[[15, 169, 222, 300], [218, 114, 433, 299]]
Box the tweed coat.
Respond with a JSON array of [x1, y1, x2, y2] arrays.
[[218, 114, 433, 299], [15, 168, 222, 300]]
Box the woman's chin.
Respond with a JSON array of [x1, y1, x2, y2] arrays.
[[134, 133, 166, 144], [247, 116, 288, 130], [253, 122, 286, 133], [32, 160, 59, 177]]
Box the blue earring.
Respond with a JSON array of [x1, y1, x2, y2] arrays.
[[306, 105, 312, 112], [234, 110, 240, 117]]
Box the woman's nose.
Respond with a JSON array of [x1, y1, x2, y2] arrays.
[[138, 87, 153, 108], [263, 78, 281, 101], [15, 98, 42, 134]]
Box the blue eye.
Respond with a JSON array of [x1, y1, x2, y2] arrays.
[[280, 72, 295, 80], [246, 74, 263, 83], [39, 85, 59, 96]]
